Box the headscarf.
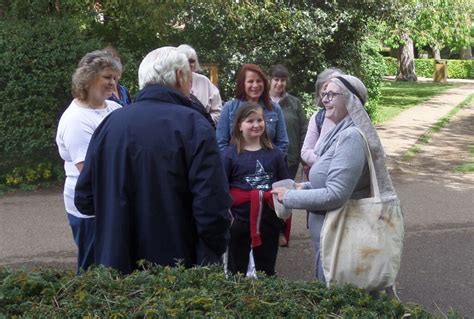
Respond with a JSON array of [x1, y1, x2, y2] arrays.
[[315, 75, 398, 203]]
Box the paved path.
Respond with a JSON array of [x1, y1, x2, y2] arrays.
[[276, 82, 474, 317], [1, 81, 473, 315], [376, 83, 474, 169]]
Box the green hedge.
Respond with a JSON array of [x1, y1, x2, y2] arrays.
[[384, 57, 474, 79], [0, 2, 390, 188], [0, 17, 102, 186], [0, 264, 436, 318]]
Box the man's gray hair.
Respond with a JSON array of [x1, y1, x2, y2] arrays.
[[177, 44, 201, 71], [138, 46, 190, 90]]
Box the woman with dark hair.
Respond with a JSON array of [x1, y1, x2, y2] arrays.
[[269, 64, 307, 179], [216, 64, 288, 154]]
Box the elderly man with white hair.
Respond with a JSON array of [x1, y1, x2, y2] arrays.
[[74, 46, 232, 274], [177, 44, 222, 125]]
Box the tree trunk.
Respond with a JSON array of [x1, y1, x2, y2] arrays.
[[396, 32, 417, 81], [432, 47, 441, 60], [55, 0, 61, 13], [460, 47, 472, 60]]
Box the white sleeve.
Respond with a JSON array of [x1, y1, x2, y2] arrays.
[[209, 83, 222, 125], [62, 118, 95, 164]]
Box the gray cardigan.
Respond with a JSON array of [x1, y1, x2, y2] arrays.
[[283, 126, 370, 211]]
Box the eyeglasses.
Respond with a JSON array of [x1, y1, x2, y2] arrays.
[[320, 91, 343, 102], [188, 59, 196, 64]]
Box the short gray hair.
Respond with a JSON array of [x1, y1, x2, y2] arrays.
[[176, 44, 201, 71], [314, 67, 345, 106], [138, 47, 190, 90], [71, 50, 122, 100]]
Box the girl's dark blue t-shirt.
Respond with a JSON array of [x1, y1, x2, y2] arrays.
[[221, 144, 289, 221]]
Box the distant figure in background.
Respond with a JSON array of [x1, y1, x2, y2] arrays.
[[300, 68, 344, 173], [56, 49, 122, 273], [269, 64, 307, 179], [268, 64, 307, 247], [103, 46, 132, 106], [177, 44, 222, 126]]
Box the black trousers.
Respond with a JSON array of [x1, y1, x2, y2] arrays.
[[227, 217, 281, 276]]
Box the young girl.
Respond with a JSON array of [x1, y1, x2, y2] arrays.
[[222, 102, 289, 276]]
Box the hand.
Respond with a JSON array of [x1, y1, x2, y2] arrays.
[[294, 183, 304, 190], [272, 187, 288, 203]]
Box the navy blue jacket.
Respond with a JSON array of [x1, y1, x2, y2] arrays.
[[75, 84, 231, 274]]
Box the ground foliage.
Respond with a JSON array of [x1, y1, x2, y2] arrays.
[[0, 263, 435, 318]]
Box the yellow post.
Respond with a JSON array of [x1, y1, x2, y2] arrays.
[[433, 59, 447, 82], [200, 63, 219, 86]]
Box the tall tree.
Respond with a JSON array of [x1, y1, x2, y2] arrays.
[[380, 0, 472, 81], [379, 0, 421, 81], [414, 0, 472, 60]]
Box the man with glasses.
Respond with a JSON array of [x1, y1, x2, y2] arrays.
[[177, 44, 222, 126]]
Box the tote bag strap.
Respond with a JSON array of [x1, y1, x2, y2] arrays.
[[353, 127, 380, 198]]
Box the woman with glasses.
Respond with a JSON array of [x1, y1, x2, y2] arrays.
[[177, 44, 222, 126], [272, 75, 398, 286], [300, 68, 344, 174]]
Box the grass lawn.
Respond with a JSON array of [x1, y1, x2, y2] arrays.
[[377, 81, 459, 123], [454, 145, 474, 173]]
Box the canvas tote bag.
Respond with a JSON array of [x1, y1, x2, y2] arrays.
[[320, 128, 404, 291]]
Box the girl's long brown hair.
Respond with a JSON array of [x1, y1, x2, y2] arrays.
[[234, 64, 272, 110], [230, 102, 273, 154]]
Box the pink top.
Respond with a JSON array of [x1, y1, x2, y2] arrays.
[[191, 72, 222, 125], [300, 112, 336, 166]]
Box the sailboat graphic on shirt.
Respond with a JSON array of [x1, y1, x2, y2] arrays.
[[244, 160, 273, 191]]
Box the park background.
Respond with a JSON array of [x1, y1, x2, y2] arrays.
[[1, 1, 474, 317], [0, 0, 472, 192]]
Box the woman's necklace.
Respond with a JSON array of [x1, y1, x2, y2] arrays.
[[77, 99, 109, 118], [270, 95, 280, 103]]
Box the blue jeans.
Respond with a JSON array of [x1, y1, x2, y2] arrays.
[[67, 213, 95, 274]]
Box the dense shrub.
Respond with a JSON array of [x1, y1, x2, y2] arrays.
[[384, 57, 474, 79], [0, 264, 433, 318], [1, 1, 392, 187], [447, 59, 474, 79], [385, 57, 398, 75], [0, 17, 101, 183], [416, 59, 435, 78], [83, 1, 387, 115], [354, 36, 387, 121]]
